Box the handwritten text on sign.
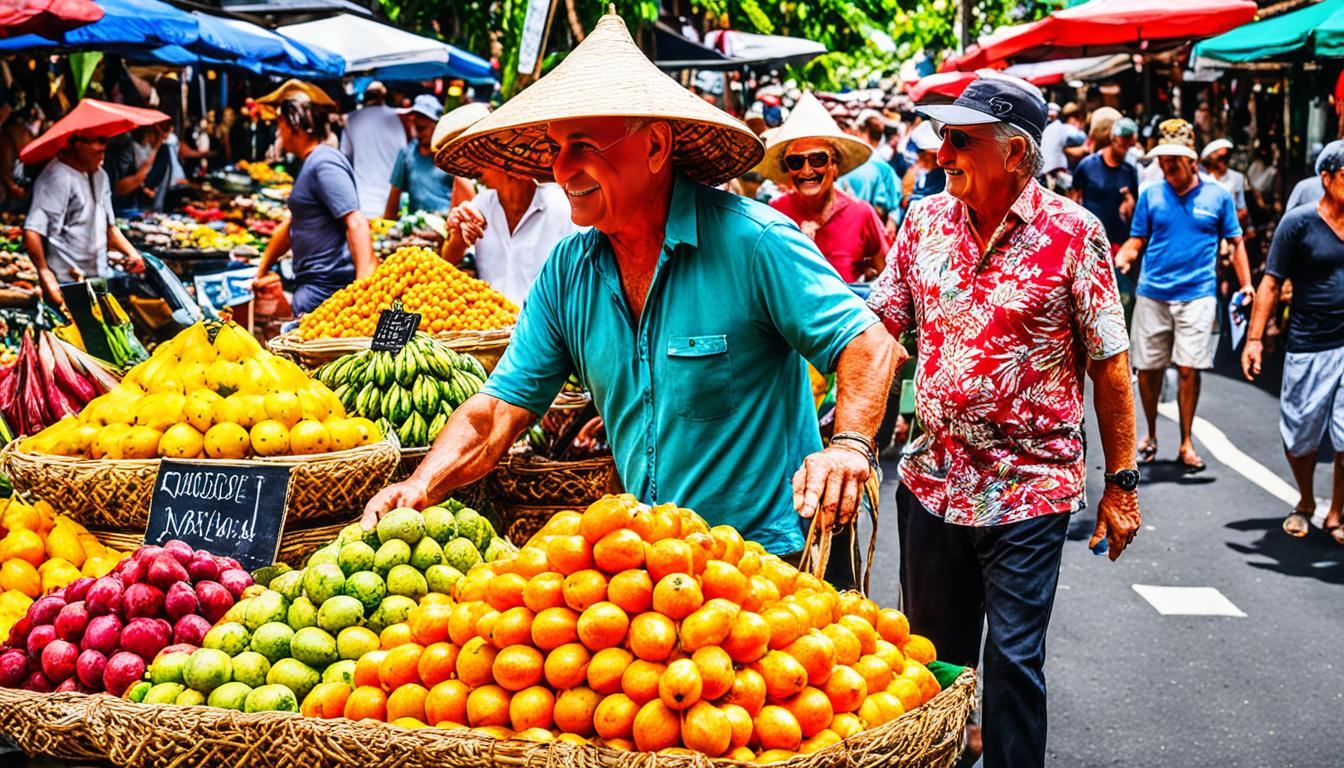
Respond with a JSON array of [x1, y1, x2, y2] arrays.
[[370, 308, 421, 352], [146, 461, 292, 571]]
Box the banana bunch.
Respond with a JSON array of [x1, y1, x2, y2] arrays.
[[313, 334, 488, 448]]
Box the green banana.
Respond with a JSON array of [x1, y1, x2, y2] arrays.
[[358, 381, 382, 420], [427, 412, 447, 443], [460, 352, 488, 380]]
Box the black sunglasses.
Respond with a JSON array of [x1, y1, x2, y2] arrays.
[[71, 135, 109, 146], [939, 128, 970, 150], [784, 151, 833, 172]]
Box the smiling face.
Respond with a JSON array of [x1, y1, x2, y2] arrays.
[[783, 138, 837, 198], [936, 123, 1023, 209], [547, 116, 673, 232], [1159, 155, 1196, 189]]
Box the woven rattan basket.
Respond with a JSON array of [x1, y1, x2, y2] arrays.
[[0, 437, 399, 531], [483, 454, 617, 544], [0, 669, 974, 768], [268, 327, 512, 371]]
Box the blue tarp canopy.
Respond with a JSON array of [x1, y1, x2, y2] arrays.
[[190, 11, 284, 62]]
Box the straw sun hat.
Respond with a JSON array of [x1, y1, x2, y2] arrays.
[[432, 102, 492, 162], [757, 91, 872, 184], [435, 12, 762, 186]]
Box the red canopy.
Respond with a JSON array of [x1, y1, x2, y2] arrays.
[[906, 72, 979, 102], [942, 0, 1259, 72], [0, 0, 103, 40], [20, 99, 169, 165]]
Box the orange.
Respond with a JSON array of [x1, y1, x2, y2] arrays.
[[607, 569, 654, 614], [761, 557, 798, 596], [466, 684, 512, 727], [587, 647, 634, 695], [743, 575, 780, 613], [522, 572, 567, 612], [800, 730, 842, 754], [593, 692, 640, 740], [514, 727, 554, 742], [544, 642, 591, 690], [783, 686, 833, 737], [485, 572, 528, 611], [455, 636, 499, 688], [493, 644, 544, 691], [511, 546, 551, 579], [0, 559, 40, 598], [353, 649, 387, 688], [678, 507, 710, 537], [651, 573, 702, 620], [875, 609, 911, 647], [632, 699, 681, 752], [822, 665, 867, 713], [785, 631, 837, 687], [903, 661, 941, 702], [722, 611, 771, 664], [829, 712, 863, 739], [576, 601, 629, 651], [621, 659, 666, 704], [853, 654, 892, 694], [592, 528, 645, 574], [754, 705, 803, 751], [562, 569, 609, 611], [455, 567, 495, 602], [902, 634, 937, 665], [700, 560, 749, 604], [425, 679, 470, 726], [753, 650, 808, 700], [762, 606, 804, 651], [474, 610, 500, 640], [509, 685, 556, 732], [488, 606, 535, 649], [644, 539, 693, 584], [2, 529, 44, 567], [710, 525, 746, 566], [578, 494, 638, 544], [408, 603, 452, 645], [870, 690, 904, 723], [344, 685, 388, 722], [679, 606, 732, 652], [684, 532, 715, 575], [682, 701, 731, 757], [887, 677, 922, 713], [628, 611, 677, 662], [737, 548, 762, 577], [553, 686, 602, 736], [546, 535, 595, 575], [821, 623, 862, 667], [448, 601, 493, 645], [799, 591, 839, 630], [702, 598, 743, 620], [380, 623, 415, 650], [387, 683, 430, 722], [838, 615, 878, 656], [531, 606, 580, 650], [538, 509, 582, 538], [634, 503, 682, 543], [301, 681, 351, 719], [417, 642, 461, 687], [836, 591, 866, 619], [722, 703, 754, 749], [874, 639, 905, 672], [378, 643, 425, 690], [724, 667, 767, 716], [659, 658, 703, 711], [854, 596, 880, 628]]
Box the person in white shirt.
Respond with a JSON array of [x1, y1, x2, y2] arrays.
[[340, 82, 407, 218], [1200, 138, 1248, 226], [1039, 102, 1087, 182]]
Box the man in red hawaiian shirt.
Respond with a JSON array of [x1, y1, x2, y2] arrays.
[[868, 76, 1142, 768]]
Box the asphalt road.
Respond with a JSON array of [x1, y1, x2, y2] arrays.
[[863, 357, 1344, 767]]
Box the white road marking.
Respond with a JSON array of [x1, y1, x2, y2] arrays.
[[1132, 584, 1246, 617], [1157, 402, 1329, 527]]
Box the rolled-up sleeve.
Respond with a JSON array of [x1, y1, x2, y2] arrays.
[[1071, 219, 1130, 360]]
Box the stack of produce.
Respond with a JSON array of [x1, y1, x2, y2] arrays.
[[0, 497, 127, 641], [298, 247, 518, 339], [0, 539, 253, 695], [335, 495, 941, 762], [0, 325, 120, 437], [313, 334, 487, 448], [19, 320, 382, 459], [0, 227, 38, 298], [237, 160, 292, 186], [126, 502, 509, 712], [122, 215, 262, 254], [370, 212, 447, 259]]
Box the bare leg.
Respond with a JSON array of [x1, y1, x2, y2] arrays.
[[1285, 450, 1318, 514], [1136, 369, 1163, 456], [1327, 454, 1344, 531], [1177, 366, 1202, 466]]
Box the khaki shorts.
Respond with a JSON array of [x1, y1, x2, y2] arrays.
[[1130, 295, 1217, 370]]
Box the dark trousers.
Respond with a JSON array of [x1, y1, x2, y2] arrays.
[[897, 485, 1069, 768]]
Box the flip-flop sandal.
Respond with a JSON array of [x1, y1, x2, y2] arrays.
[[1180, 453, 1207, 474], [1136, 440, 1157, 465], [1283, 511, 1312, 538], [1326, 525, 1344, 547]]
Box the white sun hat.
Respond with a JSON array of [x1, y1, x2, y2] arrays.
[[758, 91, 873, 184]]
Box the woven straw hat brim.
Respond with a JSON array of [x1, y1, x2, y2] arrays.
[[432, 102, 492, 161], [760, 92, 873, 184], [256, 79, 335, 108], [437, 14, 763, 187]]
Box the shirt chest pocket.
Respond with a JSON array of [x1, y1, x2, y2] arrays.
[[666, 335, 735, 422]]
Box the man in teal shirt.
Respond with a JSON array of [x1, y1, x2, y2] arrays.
[[364, 12, 899, 564]]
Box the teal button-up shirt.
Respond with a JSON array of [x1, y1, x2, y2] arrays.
[[481, 175, 879, 554]]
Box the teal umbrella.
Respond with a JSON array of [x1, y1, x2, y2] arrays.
[[1194, 0, 1344, 61]]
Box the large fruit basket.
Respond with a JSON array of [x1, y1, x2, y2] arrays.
[[267, 327, 512, 372], [0, 668, 974, 768], [0, 436, 400, 531], [484, 454, 619, 544]]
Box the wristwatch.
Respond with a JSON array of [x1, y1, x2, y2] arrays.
[[1104, 468, 1140, 492]]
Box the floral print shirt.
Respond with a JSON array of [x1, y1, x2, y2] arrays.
[[868, 179, 1129, 526]]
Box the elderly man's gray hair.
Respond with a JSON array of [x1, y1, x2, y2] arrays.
[[1317, 139, 1344, 176], [994, 122, 1044, 179]]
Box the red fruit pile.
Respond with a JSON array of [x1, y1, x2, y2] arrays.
[[0, 539, 253, 695]]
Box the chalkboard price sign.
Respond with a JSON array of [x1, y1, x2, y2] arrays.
[[370, 309, 421, 352], [145, 460, 293, 571]]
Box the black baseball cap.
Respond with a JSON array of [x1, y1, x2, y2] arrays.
[[916, 76, 1048, 144]]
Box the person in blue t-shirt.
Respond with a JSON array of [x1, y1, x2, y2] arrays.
[[1117, 119, 1253, 474], [383, 95, 474, 219]]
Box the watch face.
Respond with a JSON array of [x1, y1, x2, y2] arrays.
[[1111, 469, 1140, 491]]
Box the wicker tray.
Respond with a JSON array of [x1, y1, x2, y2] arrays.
[[0, 437, 400, 531], [268, 327, 512, 371], [0, 670, 975, 768]]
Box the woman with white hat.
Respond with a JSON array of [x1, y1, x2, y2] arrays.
[[1200, 137, 1248, 227], [364, 12, 900, 585]]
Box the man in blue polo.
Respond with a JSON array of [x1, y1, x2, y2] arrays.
[[362, 13, 898, 565]]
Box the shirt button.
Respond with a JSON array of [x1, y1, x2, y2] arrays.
[[646, 446, 654, 456]]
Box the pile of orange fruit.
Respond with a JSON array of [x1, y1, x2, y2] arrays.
[[310, 495, 941, 764], [298, 247, 518, 339]]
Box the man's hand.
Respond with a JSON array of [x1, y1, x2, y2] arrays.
[[447, 203, 486, 247], [1090, 487, 1140, 561], [792, 446, 870, 530], [1241, 339, 1263, 381], [361, 478, 430, 530], [38, 268, 63, 307]]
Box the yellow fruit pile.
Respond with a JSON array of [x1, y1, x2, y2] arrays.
[[21, 321, 382, 460], [298, 247, 518, 339], [327, 495, 942, 764], [0, 497, 125, 640]]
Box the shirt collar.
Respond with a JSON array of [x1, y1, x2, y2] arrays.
[[1009, 177, 1044, 225], [663, 173, 700, 253]]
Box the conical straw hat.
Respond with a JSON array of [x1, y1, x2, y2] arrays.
[[432, 102, 491, 159], [436, 12, 763, 186], [759, 92, 872, 184]]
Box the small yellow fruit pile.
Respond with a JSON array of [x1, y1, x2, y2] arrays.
[[22, 321, 382, 460], [0, 497, 125, 641], [299, 247, 518, 339]]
